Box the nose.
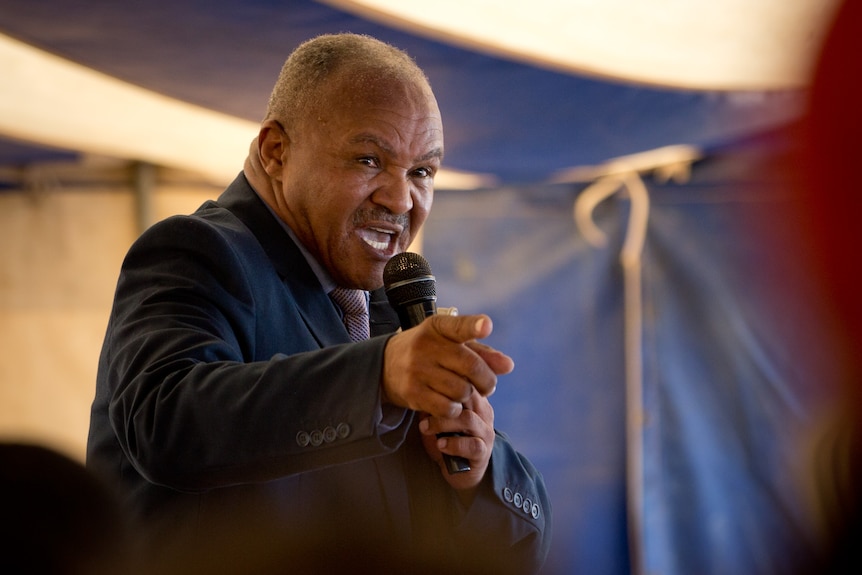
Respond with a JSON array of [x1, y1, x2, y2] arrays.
[[371, 170, 413, 215]]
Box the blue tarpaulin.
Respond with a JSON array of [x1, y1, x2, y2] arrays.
[[423, 132, 842, 574]]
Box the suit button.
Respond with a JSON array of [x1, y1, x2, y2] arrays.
[[523, 498, 532, 513], [310, 429, 324, 446], [296, 431, 310, 447], [531, 503, 540, 519], [323, 426, 337, 443], [336, 422, 351, 439], [503, 487, 514, 502], [513, 492, 523, 508]]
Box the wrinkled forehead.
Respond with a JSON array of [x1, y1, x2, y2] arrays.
[[320, 67, 439, 117], [307, 70, 444, 151]]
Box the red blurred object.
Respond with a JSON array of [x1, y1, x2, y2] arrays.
[[796, 1, 862, 571]]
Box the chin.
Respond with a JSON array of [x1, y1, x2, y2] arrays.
[[342, 265, 385, 292]]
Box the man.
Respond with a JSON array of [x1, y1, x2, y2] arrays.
[[87, 33, 550, 573]]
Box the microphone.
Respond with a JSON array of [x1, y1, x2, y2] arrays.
[[383, 252, 471, 475]]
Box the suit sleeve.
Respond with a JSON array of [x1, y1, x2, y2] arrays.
[[98, 213, 410, 491], [403, 424, 552, 575], [452, 431, 553, 574]]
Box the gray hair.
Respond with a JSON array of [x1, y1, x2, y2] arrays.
[[265, 33, 432, 129]]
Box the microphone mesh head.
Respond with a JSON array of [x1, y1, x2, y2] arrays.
[[383, 252, 436, 305]]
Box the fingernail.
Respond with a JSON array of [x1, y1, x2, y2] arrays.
[[419, 418, 429, 433], [474, 317, 485, 333], [437, 437, 448, 449]]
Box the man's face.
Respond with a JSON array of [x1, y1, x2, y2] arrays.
[[277, 73, 444, 290]]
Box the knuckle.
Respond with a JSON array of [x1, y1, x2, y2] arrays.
[[467, 437, 483, 457], [444, 402, 462, 419], [463, 350, 486, 378]]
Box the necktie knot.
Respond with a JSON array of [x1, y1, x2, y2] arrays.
[[329, 287, 370, 341]]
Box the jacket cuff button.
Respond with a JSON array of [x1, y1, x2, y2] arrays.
[[323, 426, 337, 443], [336, 422, 351, 439], [310, 429, 324, 446], [296, 431, 310, 447]]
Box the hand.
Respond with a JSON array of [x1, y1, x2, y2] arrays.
[[418, 391, 496, 493], [382, 314, 514, 418]]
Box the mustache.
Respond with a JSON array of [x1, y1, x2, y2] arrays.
[[352, 208, 410, 229]]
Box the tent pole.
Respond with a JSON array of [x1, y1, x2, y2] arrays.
[[133, 161, 156, 235]]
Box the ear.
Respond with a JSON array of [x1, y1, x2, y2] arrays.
[[259, 119, 288, 177]]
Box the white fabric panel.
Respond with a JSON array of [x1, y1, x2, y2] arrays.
[[326, 0, 842, 89]]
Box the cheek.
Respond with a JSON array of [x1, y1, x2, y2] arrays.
[[311, 185, 360, 225], [402, 206, 430, 250], [411, 189, 433, 226]]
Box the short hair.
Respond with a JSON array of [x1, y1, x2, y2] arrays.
[[265, 33, 432, 130]]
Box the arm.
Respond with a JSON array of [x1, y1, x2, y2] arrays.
[[453, 432, 553, 575], [99, 213, 409, 491], [405, 424, 552, 575], [382, 314, 550, 572]]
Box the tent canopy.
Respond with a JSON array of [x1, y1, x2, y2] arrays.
[[0, 0, 841, 187]]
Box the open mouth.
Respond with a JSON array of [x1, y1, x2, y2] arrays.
[[358, 226, 397, 253]]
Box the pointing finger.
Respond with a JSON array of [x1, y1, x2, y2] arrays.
[[430, 314, 493, 343]]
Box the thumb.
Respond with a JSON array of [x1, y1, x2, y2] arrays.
[[432, 314, 493, 343]]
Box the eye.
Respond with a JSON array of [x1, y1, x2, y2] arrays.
[[358, 156, 379, 168], [411, 166, 435, 179]]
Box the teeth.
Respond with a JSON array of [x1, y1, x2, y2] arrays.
[[359, 228, 394, 251], [363, 238, 389, 250]]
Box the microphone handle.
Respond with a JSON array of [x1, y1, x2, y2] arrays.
[[437, 433, 472, 474]]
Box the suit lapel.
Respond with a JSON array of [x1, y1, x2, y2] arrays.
[[217, 173, 402, 345], [216, 174, 348, 347], [219, 175, 414, 541]]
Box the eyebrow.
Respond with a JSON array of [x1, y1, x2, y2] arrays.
[[350, 133, 444, 163]]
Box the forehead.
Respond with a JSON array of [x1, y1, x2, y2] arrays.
[[310, 71, 444, 151]]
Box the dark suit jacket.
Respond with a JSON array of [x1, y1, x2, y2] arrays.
[[87, 174, 550, 573]]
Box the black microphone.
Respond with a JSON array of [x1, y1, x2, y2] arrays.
[[383, 252, 471, 475]]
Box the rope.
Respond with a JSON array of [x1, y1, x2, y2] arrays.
[[574, 173, 649, 575]]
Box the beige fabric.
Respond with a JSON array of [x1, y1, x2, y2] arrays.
[[0, 179, 218, 461]]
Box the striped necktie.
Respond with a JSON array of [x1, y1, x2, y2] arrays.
[[329, 287, 370, 341]]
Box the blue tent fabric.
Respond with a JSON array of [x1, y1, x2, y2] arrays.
[[422, 136, 841, 574], [0, 0, 804, 184], [423, 186, 628, 573], [638, 172, 834, 575], [425, 183, 631, 573]]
